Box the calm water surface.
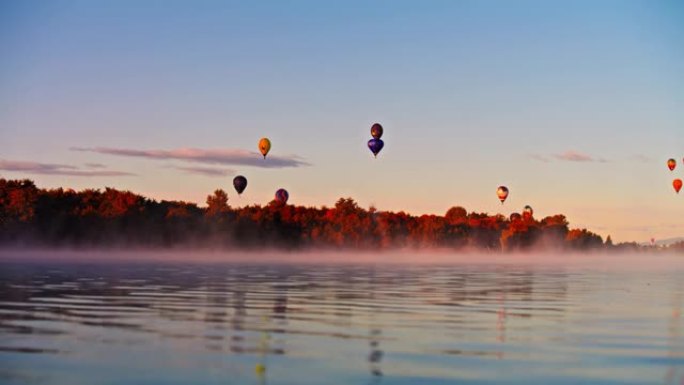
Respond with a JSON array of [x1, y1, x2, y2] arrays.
[[0, 253, 683, 384]]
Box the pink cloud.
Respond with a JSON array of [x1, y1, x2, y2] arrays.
[[84, 163, 107, 169], [0, 160, 134, 177], [554, 151, 593, 162], [72, 147, 310, 168], [171, 166, 235, 177], [529, 151, 608, 163]]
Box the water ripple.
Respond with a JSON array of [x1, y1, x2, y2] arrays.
[[0, 257, 682, 385]]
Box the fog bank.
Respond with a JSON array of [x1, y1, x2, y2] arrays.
[[1, 249, 682, 271]]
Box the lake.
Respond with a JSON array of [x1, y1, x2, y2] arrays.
[[0, 252, 683, 384]]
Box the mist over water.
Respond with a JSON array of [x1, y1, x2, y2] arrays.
[[1, 249, 682, 267], [0, 252, 683, 385]]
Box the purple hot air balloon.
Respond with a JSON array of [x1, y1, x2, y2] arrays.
[[233, 175, 247, 195], [275, 188, 289, 204], [367, 138, 384, 158]]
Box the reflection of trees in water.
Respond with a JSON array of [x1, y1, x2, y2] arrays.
[[229, 289, 246, 354], [0, 263, 607, 385], [203, 274, 228, 351], [366, 270, 383, 384], [665, 279, 683, 385], [494, 269, 569, 358], [255, 324, 269, 385], [269, 274, 290, 335], [273, 295, 287, 320], [368, 328, 383, 381], [255, 273, 292, 385], [332, 270, 356, 326], [438, 268, 569, 359], [443, 268, 568, 307], [496, 290, 506, 348]]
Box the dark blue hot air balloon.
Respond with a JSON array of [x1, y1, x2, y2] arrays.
[[233, 175, 247, 195], [368, 138, 384, 158], [275, 188, 289, 204]]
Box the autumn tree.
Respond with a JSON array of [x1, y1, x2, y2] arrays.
[[539, 214, 569, 250], [565, 229, 603, 250], [0, 178, 623, 252], [605, 235, 613, 248], [206, 189, 230, 217], [0, 179, 38, 223], [445, 206, 467, 225]]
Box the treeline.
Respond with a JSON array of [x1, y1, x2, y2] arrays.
[[0, 178, 675, 252]]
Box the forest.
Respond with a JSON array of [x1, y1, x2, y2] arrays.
[[0, 178, 679, 252]]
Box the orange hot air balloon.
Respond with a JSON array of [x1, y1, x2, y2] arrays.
[[674, 179, 683, 194], [496, 186, 509, 204], [667, 158, 676, 171], [258, 138, 271, 159]]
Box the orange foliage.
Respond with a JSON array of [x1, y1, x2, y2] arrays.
[[0, 178, 658, 253]]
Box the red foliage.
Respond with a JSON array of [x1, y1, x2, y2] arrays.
[[0, 178, 637, 253]]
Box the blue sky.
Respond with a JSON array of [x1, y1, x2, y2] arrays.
[[1, 0, 683, 242]]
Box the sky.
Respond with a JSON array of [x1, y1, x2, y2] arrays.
[[1, 0, 682, 243]]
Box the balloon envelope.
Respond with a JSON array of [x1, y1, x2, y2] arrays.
[[668, 159, 676, 171], [259, 138, 271, 159], [509, 213, 522, 222], [233, 175, 247, 195], [275, 188, 289, 203], [523, 205, 533, 218], [497, 186, 509, 204], [370, 123, 383, 139], [674, 179, 683, 194], [368, 138, 384, 157]]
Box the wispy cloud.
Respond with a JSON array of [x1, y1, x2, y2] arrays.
[[84, 163, 107, 169], [171, 166, 235, 177], [553, 150, 607, 163], [528, 154, 551, 163], [0, 160, 134, 177], [629, 154, 651, 163], [530, 150, 607, 163], [72, 147, 311, 168]]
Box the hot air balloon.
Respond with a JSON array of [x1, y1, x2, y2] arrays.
[[674, 179, 683, 194], [233, 175, 247, 195], [523, 205, 533, 219], [368, 138, 384, 158], [259, 138, 271, 159], [496, 186, 509, 204], [509, 213, 522, 222], [370, 123, 383, 140], [668, 159, 676, 171], [275, 188, 289, 204]]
